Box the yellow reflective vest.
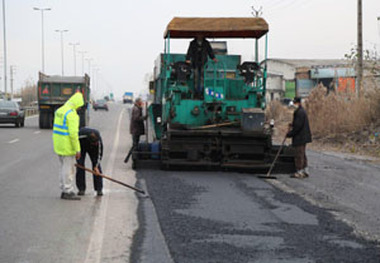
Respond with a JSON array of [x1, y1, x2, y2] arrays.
[[52, 92, 84, 156]]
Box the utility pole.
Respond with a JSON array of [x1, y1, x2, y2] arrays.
[[2, 0, 7, 98], [33, 7, 51, 73], [357, 0, 363, 97], [69, 42, 80, 76], [377, 17, 380, 50], [55, 29, 69, 76], [10, 65, 15, 99], [251, 5, 263, 63]]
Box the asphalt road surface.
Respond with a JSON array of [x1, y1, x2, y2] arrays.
[[1, 103, 380, 263], [132, 147, 380, 261], [0, 103, 138, 263]]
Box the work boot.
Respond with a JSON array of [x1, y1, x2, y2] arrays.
[[61, 192, 81, 200], [77, 190, 85, 196], [291, 171, 305, 179], [301, 170, 309, 177], [97, 190, 103, 196], [302, 168, 310, 177]]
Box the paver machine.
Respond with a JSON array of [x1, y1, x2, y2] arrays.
[[135, 17, 295, 173]]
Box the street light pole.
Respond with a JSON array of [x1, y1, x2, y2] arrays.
[[77, 51, 87, 75], [55, 29, 69, 76], [69, 42, 80, 76], [85, 58, 93, 75], [2, 0, 7, 98], [33, 7, 51, 73], [10, 65, 15, 99]]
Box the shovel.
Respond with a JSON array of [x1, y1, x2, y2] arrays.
[[75, 164, 146, 195]]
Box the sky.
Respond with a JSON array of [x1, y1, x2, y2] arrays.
[[1, 0, 380, 100]]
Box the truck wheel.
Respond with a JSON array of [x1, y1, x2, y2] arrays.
[[39, 112, 52, 129], [39, 113, 46, 129], [48, 114, 53, 128]]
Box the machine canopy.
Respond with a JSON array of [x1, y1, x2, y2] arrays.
[[164, 17, 269, 39]]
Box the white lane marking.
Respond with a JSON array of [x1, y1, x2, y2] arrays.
[[8, 139, 20, 144], [34, 131, 41, 134], [84, 108, 125, 263]]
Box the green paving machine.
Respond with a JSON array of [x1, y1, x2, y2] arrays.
[[135, 17, 295, 172]]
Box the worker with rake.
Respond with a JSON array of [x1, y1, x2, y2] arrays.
[[76, 127, 104, 196], [287, 97, 312, 178]]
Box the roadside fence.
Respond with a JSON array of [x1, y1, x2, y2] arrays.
[[24, 107, 38, 117]]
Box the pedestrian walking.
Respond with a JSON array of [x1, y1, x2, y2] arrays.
[[53, 92, 84, 200], [185, 35, 218, 98], [124, 98, 146, 164], [287, 97, 312, 178], [76, 127, 104, 196]]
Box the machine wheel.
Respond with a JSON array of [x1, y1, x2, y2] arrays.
[[21, 118, 25, 127], [15, 120, 20, 128]]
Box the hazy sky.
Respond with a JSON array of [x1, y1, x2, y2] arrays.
[[2, 0, 380, 100]]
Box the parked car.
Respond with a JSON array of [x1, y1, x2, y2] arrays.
[[93, 99, 108, 111], [0, 100, 25, 127]]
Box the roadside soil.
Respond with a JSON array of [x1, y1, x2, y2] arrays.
[[271, 105, 380, 164]]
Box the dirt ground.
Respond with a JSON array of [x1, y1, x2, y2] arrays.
[[271, 105, 380, 164]]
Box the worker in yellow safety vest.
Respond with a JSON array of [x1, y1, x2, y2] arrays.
[[53, 92, 84, 200]]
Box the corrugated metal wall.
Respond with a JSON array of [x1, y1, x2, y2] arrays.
[[311, 68, 356, 79], [296, 79, 315, 97]]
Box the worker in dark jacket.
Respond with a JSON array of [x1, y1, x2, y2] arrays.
[[124, 98, 146, 164], [76, 127, 103, 196], [185, 35, 218, 98], [287, 97, 312, 178]]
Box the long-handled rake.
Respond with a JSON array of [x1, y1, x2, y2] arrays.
[[258, 135, 288, 180], [75, 164, 146, 195]]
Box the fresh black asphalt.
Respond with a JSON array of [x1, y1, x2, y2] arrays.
[[131, 170, 380, 263]]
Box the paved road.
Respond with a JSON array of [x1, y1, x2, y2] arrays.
[[0, 103, 138, 263], [133, 155, 380, 262], [2, 103, 380, 263]]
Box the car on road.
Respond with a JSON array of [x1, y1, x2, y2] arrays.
[[0, 100, 25, 127], [93, 99, 108, 111]]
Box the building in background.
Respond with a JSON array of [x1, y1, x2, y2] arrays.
[[266, 59, 380, 101]]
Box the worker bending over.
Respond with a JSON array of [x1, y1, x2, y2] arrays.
[[76, 127, 104, 196]]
